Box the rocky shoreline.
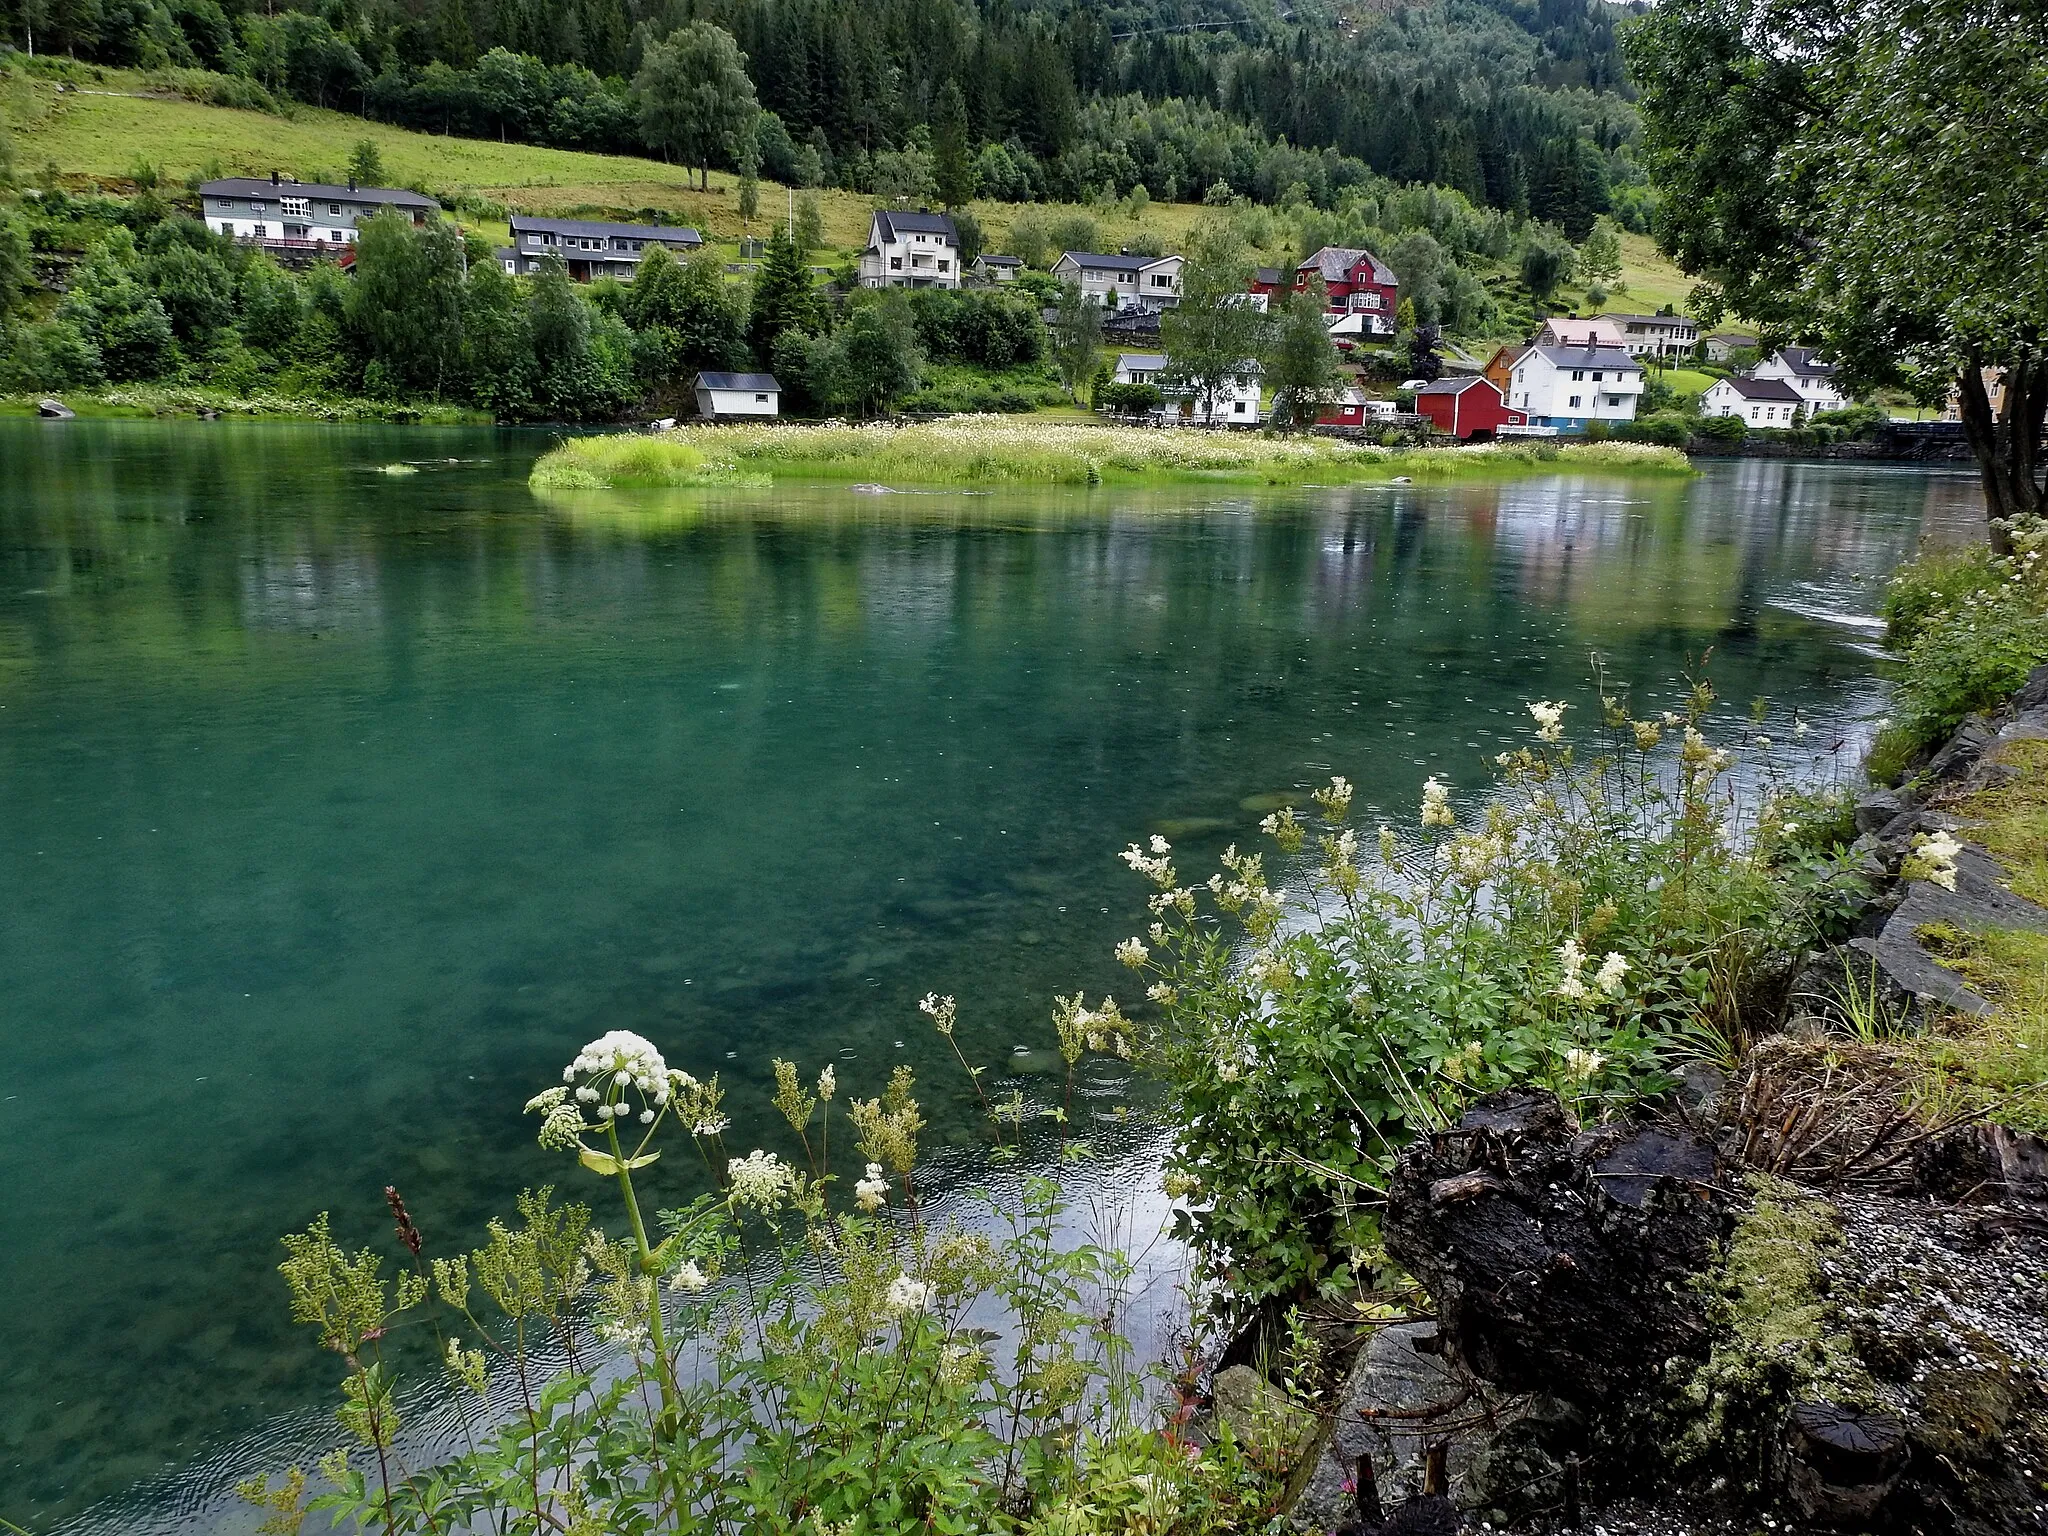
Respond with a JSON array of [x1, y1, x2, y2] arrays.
[[1211, 671, 2048, 1536]]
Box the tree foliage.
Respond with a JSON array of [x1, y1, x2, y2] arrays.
[[635, 22, 760, 190]]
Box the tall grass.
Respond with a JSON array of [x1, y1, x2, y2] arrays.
[[530, 418, 1693, 490]]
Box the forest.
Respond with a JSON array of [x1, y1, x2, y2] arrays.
[[0, 0, 1649, 234]]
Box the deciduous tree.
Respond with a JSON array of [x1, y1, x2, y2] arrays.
[[636, 23, 760, 192]]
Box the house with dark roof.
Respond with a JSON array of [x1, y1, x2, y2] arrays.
[[1504, 344, 1645, 430], [860, 210, 961, 289], [1294, 247, 1398, 333], [502, 216, 702, 281], [1599, 312, 1698, 359], [1750, 347, 1849, 411], [199, 174, 437, 251], [1414, 376, 1526, 440], [694, 372, 780, 420], [1249, 266, 1286, 300], [1050, 251, 1184, 310], [1702, 329, 1760, 363], [1700, 374, 1806, 427], [970, 253, 1023, 283]]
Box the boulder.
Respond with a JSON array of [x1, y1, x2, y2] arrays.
[[1213, 1363, 1322, 1478], [37, 397, 74, 419], [1925, 714, 1995, 784], [1855, 787, 1912, 835]]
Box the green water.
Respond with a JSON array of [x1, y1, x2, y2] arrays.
[[0, 421, 1981, 1532]]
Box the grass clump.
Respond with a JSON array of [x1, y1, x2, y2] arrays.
[[1911, 924, 2048, 1135], [531, 417, 1692, 492]]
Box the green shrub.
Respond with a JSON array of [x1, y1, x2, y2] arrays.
[[1693, 413, 1748, 444], [1880, 541, 2001, 647], [1807, 403, 1887, 439], [1095, 380, 1163, 415], [1619, 410, 1695, 448]]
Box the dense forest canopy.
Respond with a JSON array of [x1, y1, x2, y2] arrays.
[[0, 0, 1649, 232]]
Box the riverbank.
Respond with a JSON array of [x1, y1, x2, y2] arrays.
[[529, 417, 1693, 490], [3, 387, 492, 424]]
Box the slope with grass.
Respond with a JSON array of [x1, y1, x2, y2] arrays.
[[530, 417, 1692, 490]]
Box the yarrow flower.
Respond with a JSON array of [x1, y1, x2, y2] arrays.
[[883, 1273, 932, 1317], [1594, 952, 1629, 996], [855, 1162, 889, 1212], [1527, 700, 1567, 743], [1420, 776, 1454, 829], [726, 1149, 799, 1212]]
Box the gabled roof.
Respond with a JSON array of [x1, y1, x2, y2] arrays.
[[1773, 346, 1837, 377], [1537, 317, 1624, 346], [1055, 251, 1178, 276], [696, 372, 780, 392], [1600, 312, 1693, 327], [1524, 345, 1642, 372], [872, 209, 958, 244], [976, 253, 1023, 266], [1298, 246, 1395, 286], [1416, 376, 1499, 397], [199, 178, 437, 210], [1116, 353, 1169, 372], [510, 215, 702, 244], [1712, 375, 1804, 403], [1253, 266, 1283, 286]]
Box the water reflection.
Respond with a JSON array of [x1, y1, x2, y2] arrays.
[[0, 423, 1983, 1532]]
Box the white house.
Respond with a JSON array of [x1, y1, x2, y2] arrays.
[[970, 254, 1023, 284], [501, 217, 702, 281], [199, 173, 437, 250], [859, 210, 961, 289], [1505, 344, 1645, 431], [1600, 313, 1698, 359], [694, 372, 779, 420], [1700, 375, 1805, 427], [1051, 251, 1185, 311], [1751, 347, 1850, 412], [1535, 316, 1625, 349], [1112, 353, 1167, 386], [1703, 330, 1759, 364]]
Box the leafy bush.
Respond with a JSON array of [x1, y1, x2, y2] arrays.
[[1095, 380, 1163, 415], [1806, 403, 1887, 439], [1693, 412, 1749, 444], [1880, 541, 2001, 648], [1110, 684, 1856, 1303], [1618, 410, 1696, 448]]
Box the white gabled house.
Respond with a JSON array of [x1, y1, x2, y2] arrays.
[[1750, 347, 1850, 412], [970, 254, 1023, 284], [1051, 251, 1185, 311], [694, 372, 780, 420], [1112, 353, 1168, 386], [500, 217, 703, 281], [1114, 352, 1260, 424], [1700, 375, 1805, 426], [1505, 344, 1645, 431], [859, 210, 961, 289]]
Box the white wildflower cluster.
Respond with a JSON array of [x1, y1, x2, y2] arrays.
[[1631, 718, 1662, 752], [527, 1029, 689, 1150], [1527, 700, 1567, 743], [1247, 948, 1296, 993], [1441, 1041, 1484, 1083], [1420, 776, 1455, 829], [918, 993, 957, 1038], [882, 1273, 932, 1318], [1904, 830, 1962, 892], [1161, 1170, 1204, 1199], [1680, 726, 1733, 792], [1115, 936, 1150, 968], [1443, 829, 1508, 884], [1208, 846, 1283, 934], [666, 1260, 709, 1293], [726, 1149, 800, 1213], [1594, 951, 1629, 996], [1312, 775, 1354, 820], [1564, 1047, 1606, 1082], [1556, 938, 1589, 1001], [854, 1161, 889, 1212], [816, 1064, 835, 1101], [1260, 807, 1305, 853], [1120, 834, 1175, 886]]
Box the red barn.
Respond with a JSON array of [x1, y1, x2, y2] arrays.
[[1296, 246, 1398, 336], [1414, 376, 1526, 440], [1316, 387, 1370, 426]]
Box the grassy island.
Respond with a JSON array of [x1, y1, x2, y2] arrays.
[[529, 417, 1693, 491]]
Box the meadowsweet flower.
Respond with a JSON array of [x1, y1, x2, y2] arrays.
[[1162, 1171, 1203, 1199], [816, 1065, 835, 1101], [727, 1150, 798, 1213], [919, 993, 957, 1037], [667, 1260, 708, 1293], [1564, 1047, 1605, 1081], [1442, 1041, 1484, 1082], [1556, 938, 1588, 1001], [1115, 936, 1149, 968], [1215, 1056, 1241, 1083], [1632, 719, 1661, 751], [1527, 700, 1567, 742], [1595, 952, 1628, 995], [1313, 775, 1354, 820], [883, 1273, 932, 1317], [694, 1114, 731, 1137], [1421, 776, 1454, 829], [1904, 830, 1961, 892], [1120, 843, 1175, 886], [855, 1162, 889, 1212]]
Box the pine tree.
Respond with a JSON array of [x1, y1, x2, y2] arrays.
[[748, 226, 824, 360], [932, 80, 975, 210]]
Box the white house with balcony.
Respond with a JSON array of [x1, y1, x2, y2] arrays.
[[1700, 375, 1806, 426], [1114, 353, 1260, 425], [858, 210, 961, 289], [502, 217, 702, 281], [1505, 344, 1644, 431], [1750, 347, 1850, 412], [199, 174, 437, 250], [1051, 251, 1184, 311], [1599, 312, 1699, 359]]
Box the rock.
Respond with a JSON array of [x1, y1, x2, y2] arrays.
[[1845, 932, 1990, 1018], [1914, 1121, 2048, 1204], [1780, 1401, 1909, 1525], [37, 397, 74, 419], [2011, 662, 2048, 715], [1383, 1092, 1726, 1411], [1925, 713, 1994, 784], [1240, 790, 1303, 814], [1213, 1363, 1321, 1477], [1854, 787, 1911, 835]]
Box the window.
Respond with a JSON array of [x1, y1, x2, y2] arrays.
[[1606, 395, 1621, 408], [329, 203, 343, 215], [1568, 394, 1582, 408], [1234, 401, 1247, 414], [1592, 371, 1604, 382], [890, 257, 903, 270], [282, 197, 309, 218], [937, 260, 949, 272], [755, 393, 769, 404]]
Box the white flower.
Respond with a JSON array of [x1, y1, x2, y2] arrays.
[[1115, 936, 1149, 968], [1215, 1056, 1240, 1082], [694, 1115, 730, 1137], [1564, 1047, 1605, 1081], [1120, 843, 1174, 885], [855, 1162, 889, 1212], [1905, 830, 1961, 892], [1594, 952, 1629, 996], [1421, 776, 1454, 829], [639, 1109, 655, 1124], [1149, 834, 1171, 854], [667, 1260, 708, 1293], [816, 1065, 835, 1101], [918, 993, 957, 1036], [727, 1149, 797, 1212], [1527, 700, 1567, 742], [1793, 718, 1809, 741], [883, 1273, 932, 1317], [1556, 938, 1588, 1001]]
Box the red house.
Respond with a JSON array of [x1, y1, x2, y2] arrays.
[[1249, 265, 1287, 301], [1414, 376, 1526, 440], [1296, 246, 1398, 336], [1316, 387, 1370, 426]]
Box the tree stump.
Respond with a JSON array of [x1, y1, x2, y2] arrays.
[[1781, 1401, 1908, 1524]]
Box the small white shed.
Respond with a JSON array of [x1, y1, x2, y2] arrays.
[[694, 372, 781, 420]]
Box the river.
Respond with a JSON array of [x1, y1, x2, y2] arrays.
[[0, 420, 1983, 1532]]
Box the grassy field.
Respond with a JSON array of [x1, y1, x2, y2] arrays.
[[532, 418, 1693, 489]]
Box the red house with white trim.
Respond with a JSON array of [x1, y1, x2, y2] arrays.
[[1414, 376, 1525, 440], [1316, 387, 1370, 426], [1296, 246, 1399, 336]]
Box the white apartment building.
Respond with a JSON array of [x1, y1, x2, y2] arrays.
[[858, 209, 961, 289], [199, 174, 437, 249], [1505, 344, 1645, 431]]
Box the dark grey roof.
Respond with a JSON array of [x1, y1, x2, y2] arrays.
[[1415, 376, 1495, 396], [1526, 345, 1643, 372], [1253, 266, 1283, 286], [873, 209, 958, 243], [199, 178, 437, 209], [1058, 251, 1151, 275], [1774, 346, 1836, 377], [696, 372, 780, 392], [1299, 246, 1395, 286], [1601, 312, 1693, 327], [977, 253, 1023, 266], [1717, 375, 1805, 403], [511, 215, 702, 244]]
